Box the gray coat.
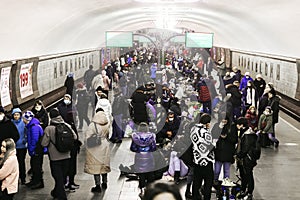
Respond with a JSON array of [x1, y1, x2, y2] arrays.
[[41, 116, 77, 161]]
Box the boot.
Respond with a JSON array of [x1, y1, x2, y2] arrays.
[[185, 183, 192, 199], [91, 185, 101, 193], [174, 171, 180, 185]]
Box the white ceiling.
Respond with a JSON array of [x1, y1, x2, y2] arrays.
[[0, 0, 299, 61]]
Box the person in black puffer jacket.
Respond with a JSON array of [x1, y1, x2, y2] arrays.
[[0, 106, 20, 143], [235, 117, 261, 200]]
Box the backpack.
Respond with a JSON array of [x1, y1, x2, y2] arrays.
[[51, 123, 75, 153]]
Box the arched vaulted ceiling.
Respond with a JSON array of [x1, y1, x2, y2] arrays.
[[0, 0, 299, 61]]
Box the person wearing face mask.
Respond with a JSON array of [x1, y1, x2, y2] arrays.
[[11, 108, 27, 185], [211, 113, 237, 188], [241, 81, 258, 116], [58, 94, 81, 191], [156, 111, 180, 145], [239, 72, 253, 91], [245, 106, 259, 131], [257, 106, 279, 148], [0, 106, 20, 144], [31, 100, 49, 130]]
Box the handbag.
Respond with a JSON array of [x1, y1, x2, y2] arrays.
[[86, 123, 101, 148]]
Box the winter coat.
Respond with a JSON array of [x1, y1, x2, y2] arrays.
[[212, 123, 237, 163], [26, 118, 46, 156], [239, 76, 253, 91], [64, 76, 74, 97], [95, 98, 112, 122], [91, 74, 104, 91], [0, 150, 19, 194], [253, 78, 266, 98], [216, 62, 226, 76], [236, 128, 260, 168], [11, 108, 27, 149], [258, 111, 274, 134], [197, 78, 211, 103], [58, 101, 77, 128], [258, 94, 269, 117], [41, 116, 77, 161], [242, 87, 258, 107], [150, 65, 157, 79], [31, 107, 49, 130], [158, 117, 180, 140], [268, 95, 281, 124], [245, 110, 259, 131], [84, 69, 96, 86], [0, 116, 20, 143], [226, 84, 242, 107], [130, 131, 156, 173], [84, 111, 110, 175], [131, 89, 149, 123]]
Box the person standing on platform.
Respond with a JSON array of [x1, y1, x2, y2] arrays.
[[0, 106, 20, 144], [23, 111, 45, 189], [253, 74, 266, 99], [84, 108, 111, 193], [11, 108, 27, 185], [0, 138, 19, 200], [267, 88, 280, 137], [64, 72, 75, 98], [75, 83, 91, 131], [130, 122, 157, 198], [190, 113, 215, 200], [84, 65, 96, 92], [41, 109, 77, 200], [58, 94, 81, 192], [31, 100, 49, 130], [239, 72, 253, 91]]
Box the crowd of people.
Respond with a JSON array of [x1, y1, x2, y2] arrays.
[[0, 45, 282, 200]]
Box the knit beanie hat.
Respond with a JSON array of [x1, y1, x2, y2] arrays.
[[23, 111, 34, 121], [49, 108, 60, 118]]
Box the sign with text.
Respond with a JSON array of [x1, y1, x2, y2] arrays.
[[0, 66, 11, 107], [19, 62, 33, 99], [185, 32, 213, 48], [106, 31, 133, 47]]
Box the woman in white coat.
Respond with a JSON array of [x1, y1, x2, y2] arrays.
[[84, 108, 111, 193]]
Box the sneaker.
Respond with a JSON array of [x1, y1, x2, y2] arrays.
[[101, 183, 107, 189], [70, 183, 80, 189], [221, 178, 236, 187], [275, 141, 279, 148], [91, 185, 101, 193], [65, 185, 76, 192], [244, 194, 253, 200]]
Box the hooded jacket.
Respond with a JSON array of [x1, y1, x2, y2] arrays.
[[84, 111, 110, 174], [0, 116, 19, 143], [41, 116, 77, 161], [258, 110, 274, 133], [95, 98, 112, 122], [26, 118, 45, 156], [130, 131, 156, 173], [11, 108, 27, 149]]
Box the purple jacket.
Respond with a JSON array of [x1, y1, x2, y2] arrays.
[[130, 131, 156, 173]]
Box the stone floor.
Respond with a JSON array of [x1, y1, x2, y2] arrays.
[[12, 110, 300, 200]]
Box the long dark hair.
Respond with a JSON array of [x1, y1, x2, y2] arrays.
[[1, 138, 16, 164]]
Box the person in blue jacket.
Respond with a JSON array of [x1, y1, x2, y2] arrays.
[[239, 72, 253, 91], [23, 111, 45, 189], [11, 108, 27, 185]]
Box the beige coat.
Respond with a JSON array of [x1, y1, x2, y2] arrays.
[[84, 111, 111, 174], [0, 150, 19, 194]]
